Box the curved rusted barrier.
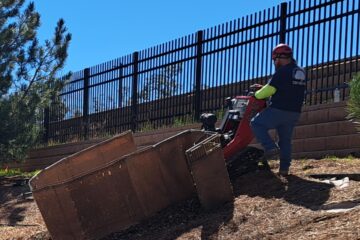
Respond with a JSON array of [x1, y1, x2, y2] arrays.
[[30, 130, 218, 240]]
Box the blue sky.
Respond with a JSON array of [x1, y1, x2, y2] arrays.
[[33, 0, 286, 74]]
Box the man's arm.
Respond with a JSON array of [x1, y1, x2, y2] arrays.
[[254, 84, 277, 99]]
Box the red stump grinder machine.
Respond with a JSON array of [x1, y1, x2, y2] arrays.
[[199, 84, 268, 176]]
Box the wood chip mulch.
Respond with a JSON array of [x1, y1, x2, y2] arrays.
[[1, 158, 360, 240]]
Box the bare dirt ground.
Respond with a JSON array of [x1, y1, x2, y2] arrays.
[[1, 158, 360, 240]]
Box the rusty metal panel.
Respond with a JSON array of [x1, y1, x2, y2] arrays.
[[153, 130, 206, 203], [34, 187, 83, 239], [126, 148, 171, 217], [67, 158, 145, 239], [33, 156, 146, 240], [30, 129, 210, 240], [186, 134, 234, 210], [30, 130, 136, 191], [30, 131, 138, 240], [126, 130, 206, 216]]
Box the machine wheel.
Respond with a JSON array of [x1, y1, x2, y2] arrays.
[[227, 146, 265, 178]]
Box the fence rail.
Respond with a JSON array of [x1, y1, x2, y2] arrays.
[[45, 0, 360, 143]]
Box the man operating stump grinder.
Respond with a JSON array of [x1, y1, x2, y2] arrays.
[[250, 43, 306, 177]]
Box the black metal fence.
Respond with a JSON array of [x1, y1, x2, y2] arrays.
[[45, 0, 360, 143]]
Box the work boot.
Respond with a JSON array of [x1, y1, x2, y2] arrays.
[[264, 148, 280, 160]]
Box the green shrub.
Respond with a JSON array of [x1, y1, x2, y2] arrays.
[[347, 74, 360, 130], [0, 168, 40, 178]]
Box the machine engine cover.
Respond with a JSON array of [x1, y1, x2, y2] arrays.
[[200, 113, 217, 131]]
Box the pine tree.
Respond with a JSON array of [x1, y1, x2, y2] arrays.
[[0, 0, 71, 161]]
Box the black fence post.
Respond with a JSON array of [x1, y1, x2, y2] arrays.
[[43, 107, 50, 144], [118, 63, 124, 108], [279, 2, 288, 44], [131, 52, 139, 132], [83, 68, 90, 140], [194, 30, 203, 121]]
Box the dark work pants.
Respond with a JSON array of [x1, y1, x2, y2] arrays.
[[250, 107, 300, 171]]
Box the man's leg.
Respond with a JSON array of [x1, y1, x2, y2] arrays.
[[276, 111, 300, 172], [250, 107, 279, 152]]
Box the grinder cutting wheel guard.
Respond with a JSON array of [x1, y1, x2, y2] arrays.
[[199, 84, 267, 176]]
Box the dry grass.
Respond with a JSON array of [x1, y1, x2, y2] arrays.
[[1, 158, 360, 240]]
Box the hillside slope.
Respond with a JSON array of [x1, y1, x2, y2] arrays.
[[1, 158, 360, 240]]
